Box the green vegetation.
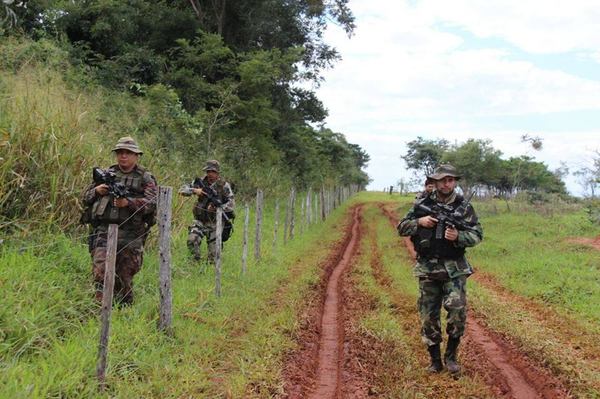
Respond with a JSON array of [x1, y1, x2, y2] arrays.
[[1, 0, 368, 231], [402, 136, 568, 195], [0, 192, 353, 398]]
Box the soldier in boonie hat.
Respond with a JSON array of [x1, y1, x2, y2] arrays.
[[397, 160, 482, 376], [202, 159, 220, 173], [112, 136, 143, 155], [80, 135, 156, 305], [180, 159, 235, 265], [427, 164, 461, 181]]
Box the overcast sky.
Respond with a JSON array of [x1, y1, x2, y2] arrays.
[[315, 0, 600, 196]]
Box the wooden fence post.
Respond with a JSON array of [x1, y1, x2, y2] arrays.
[[289, 187, 296, 240], [157, 186, 173, 334], [96, 223, 118, 391], [306, 189, 311, 226], [283, 191, 290, 245], [241, 203, 249, 275], [300, 198, 305, 234], [254, 189, 263, 261], [215, 207, 223, 297], [320, 186, 326, 221], [272, 199, 279, 251]]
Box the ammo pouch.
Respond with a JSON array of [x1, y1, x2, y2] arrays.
[[412, 226, 465, 260]]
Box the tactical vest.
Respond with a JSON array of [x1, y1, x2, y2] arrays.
[[91, 165, 148, 228], [411, 195, 466, 260], [193, 178, 228, 223]]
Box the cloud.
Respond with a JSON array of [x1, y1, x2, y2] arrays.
[[314, 0, 600, 195]]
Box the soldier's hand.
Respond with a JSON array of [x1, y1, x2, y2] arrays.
[[193, 188, 204, 196], [207, 203, 216, 212], [114, 198, 129, 208], [445, 226, 459, 241], [418, 215, 438, 228], [95, 184, 109, 196]]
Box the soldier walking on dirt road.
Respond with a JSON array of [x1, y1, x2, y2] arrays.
[[397, 164, 483, 375]]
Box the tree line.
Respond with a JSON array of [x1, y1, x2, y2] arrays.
[[1, 0, 369, 196], [401, 136, 568, 198]]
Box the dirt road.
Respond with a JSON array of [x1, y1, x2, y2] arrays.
[[282, 203, 576, 398]]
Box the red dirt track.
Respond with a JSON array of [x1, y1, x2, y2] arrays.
[[283, 203, 572, 398], [308, 206, 361, 398], [282, 206, 363, 399]]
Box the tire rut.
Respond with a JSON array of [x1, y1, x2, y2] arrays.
[[282, 206, 363, 399]]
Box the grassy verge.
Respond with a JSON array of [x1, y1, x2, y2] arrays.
[[0, 193, 356, 398]]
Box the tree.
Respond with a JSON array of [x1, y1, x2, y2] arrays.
[[574, 151, 600, 198], [402, 137, 449, 177], [441, 139, 503, 195]]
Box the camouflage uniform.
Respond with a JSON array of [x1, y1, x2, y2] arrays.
[[81, 137, 157, 304], [397, 164, 482, 373], [184, 161, 234, 263]]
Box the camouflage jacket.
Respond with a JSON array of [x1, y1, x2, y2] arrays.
[[81, 164, 157, 247], [191, 176, 235, 223], [397, 190, 483, 279]]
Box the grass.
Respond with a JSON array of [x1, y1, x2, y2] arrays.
[[0, 186, 357, 398]]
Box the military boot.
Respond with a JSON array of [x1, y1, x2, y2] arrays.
[[427, 344, 443, 373], [444, 336, 461, 375]]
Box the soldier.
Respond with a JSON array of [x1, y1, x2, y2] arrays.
[[397, 164, 483, 375], [180, 160, 235, 264], [81, 137, 157, 305], [416, 177, 435, 199]]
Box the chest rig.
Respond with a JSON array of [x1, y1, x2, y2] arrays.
[[92, 165, 147, 228], [411, 195, 466, 260]]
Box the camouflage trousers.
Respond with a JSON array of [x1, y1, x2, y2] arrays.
[[92, 245, 143, 305], [187, 220, 219, 263], [417, 275, 467, 346]]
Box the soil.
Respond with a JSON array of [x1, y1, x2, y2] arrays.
[[566, 235, 600, 251], [281, 206, 363, 398]]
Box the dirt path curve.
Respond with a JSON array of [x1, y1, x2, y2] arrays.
[[307, 206, 361, 399], [378, 202, 569, 399]]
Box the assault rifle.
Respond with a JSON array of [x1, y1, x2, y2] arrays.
[[179, 177, 231, 221], [180, 178, 223, 206], [93, 167, 130, 199], [415, 191, 477, 240]]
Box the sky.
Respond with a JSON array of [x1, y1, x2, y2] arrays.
[[314, 0, 600, 196]]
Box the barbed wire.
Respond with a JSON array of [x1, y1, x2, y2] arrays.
[[5, 191, 158, 253]]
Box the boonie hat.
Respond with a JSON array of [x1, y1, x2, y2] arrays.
[[112, 136, 143, 154], [203, 159, 220, 173], [428, 164, 461, 180]]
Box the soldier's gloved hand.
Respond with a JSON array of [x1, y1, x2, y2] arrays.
[[114, 198, 130, 208], [95, 184, 109, 196], [418, 215, 438, 228], [193, 188, 205, 197], [445, 226, 459, 241]]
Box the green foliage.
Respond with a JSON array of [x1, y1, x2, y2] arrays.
[[0, 36, 368, 228], [0, 1, 368, 208], [402, 136, 567, 196], [583, 199, 600, 225], [402, 136, 449, 177]]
